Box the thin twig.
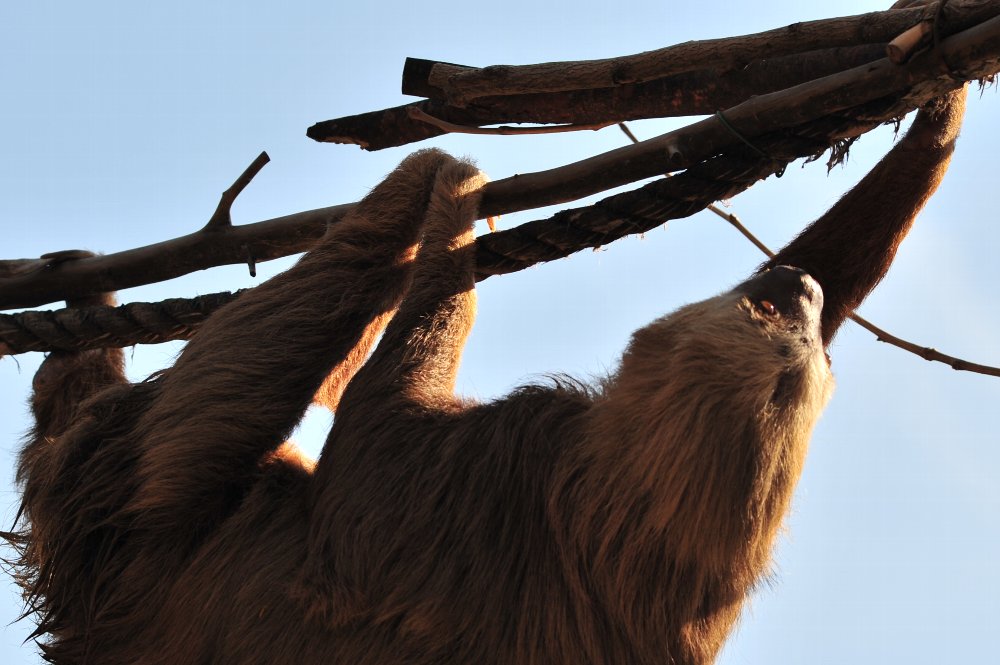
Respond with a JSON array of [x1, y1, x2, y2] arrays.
[[617, 122, 640, 143], [407, 107, 615, 135]]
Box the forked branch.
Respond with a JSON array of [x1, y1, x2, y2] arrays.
[[205, 151, 270, 230]]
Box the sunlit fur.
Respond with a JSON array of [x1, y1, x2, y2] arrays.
[[7, 88, 964, 665], [547, 284, 833, 663]]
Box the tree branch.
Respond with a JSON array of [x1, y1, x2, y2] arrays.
[[312, 2, 1000, 151], [478, 16, 1000, 216], [4, 11, 1000, 312], [422, 0, 997, 105], [204, 151, 270, 230], [0, 133, 800, 353], [406, 107, 615, 136], [0, 204, 351, 311], [310, 45, 888, 149], [0, 292, 243, 356]]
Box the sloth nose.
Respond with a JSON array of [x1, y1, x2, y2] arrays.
[[769, 265, 822, 305], [746, 265, 824, 315]]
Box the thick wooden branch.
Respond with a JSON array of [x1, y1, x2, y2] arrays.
[[317, 15, 1000, 228], [423, 0, 998, 105], [309, 45, 887, 150], [0, 137, 803, 354], [478, 15, 1000, 216], [311, 1, 1000, 151], [0, 205, 350, 310], [4, 13, 1000, 312]]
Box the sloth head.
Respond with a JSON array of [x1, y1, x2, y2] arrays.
[[739, 265, 824, 347], [583, 266, 837, 564], [607, 265, 835, 445], [731, 264, 832, 399]]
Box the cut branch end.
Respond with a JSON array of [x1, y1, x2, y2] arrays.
[[887, 20, 933, 63]]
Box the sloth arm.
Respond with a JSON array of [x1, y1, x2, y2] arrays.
[[125, 150, 455, 535], [763, 87, 967, 345], [21, 290, 128, 521], [28, 292, 127, 444], [301, 159, 486, 625], [329, 159, 483, 421]]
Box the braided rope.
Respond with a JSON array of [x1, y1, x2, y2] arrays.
[[0, 292, 243, 354]]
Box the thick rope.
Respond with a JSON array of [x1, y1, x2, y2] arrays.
[[0, 109, 876, 355], [1, 292, 244, 354]]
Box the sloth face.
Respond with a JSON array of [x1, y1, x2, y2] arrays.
[[732, 265, 832, 408], [618, 264, 832, 415], [737, 265, 825, 357]]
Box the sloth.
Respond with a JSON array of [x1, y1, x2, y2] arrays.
[[9, 88, 964, 665]]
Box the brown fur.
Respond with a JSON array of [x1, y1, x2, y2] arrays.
[[9, 89, 965, 665], [764, 88, 967, 344]]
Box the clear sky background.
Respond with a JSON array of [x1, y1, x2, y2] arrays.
[[1, 1, 998, 663]]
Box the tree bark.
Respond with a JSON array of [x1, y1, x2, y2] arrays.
[[5, 12, 1000, 311], [422, 0, 997, 104], [309, 45, 887, 150], [4, 8, 1000, 315]]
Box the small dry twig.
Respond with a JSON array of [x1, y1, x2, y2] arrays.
[[407, 107, 615, 136]]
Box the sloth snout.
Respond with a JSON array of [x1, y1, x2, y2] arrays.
[[768, 265, 822, 307], [744, 265, 824, 318]]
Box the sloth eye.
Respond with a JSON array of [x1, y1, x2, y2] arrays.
[[757, 299, 778, 316]]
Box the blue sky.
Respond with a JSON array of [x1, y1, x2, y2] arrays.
[[1, 1, 998, 662]]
